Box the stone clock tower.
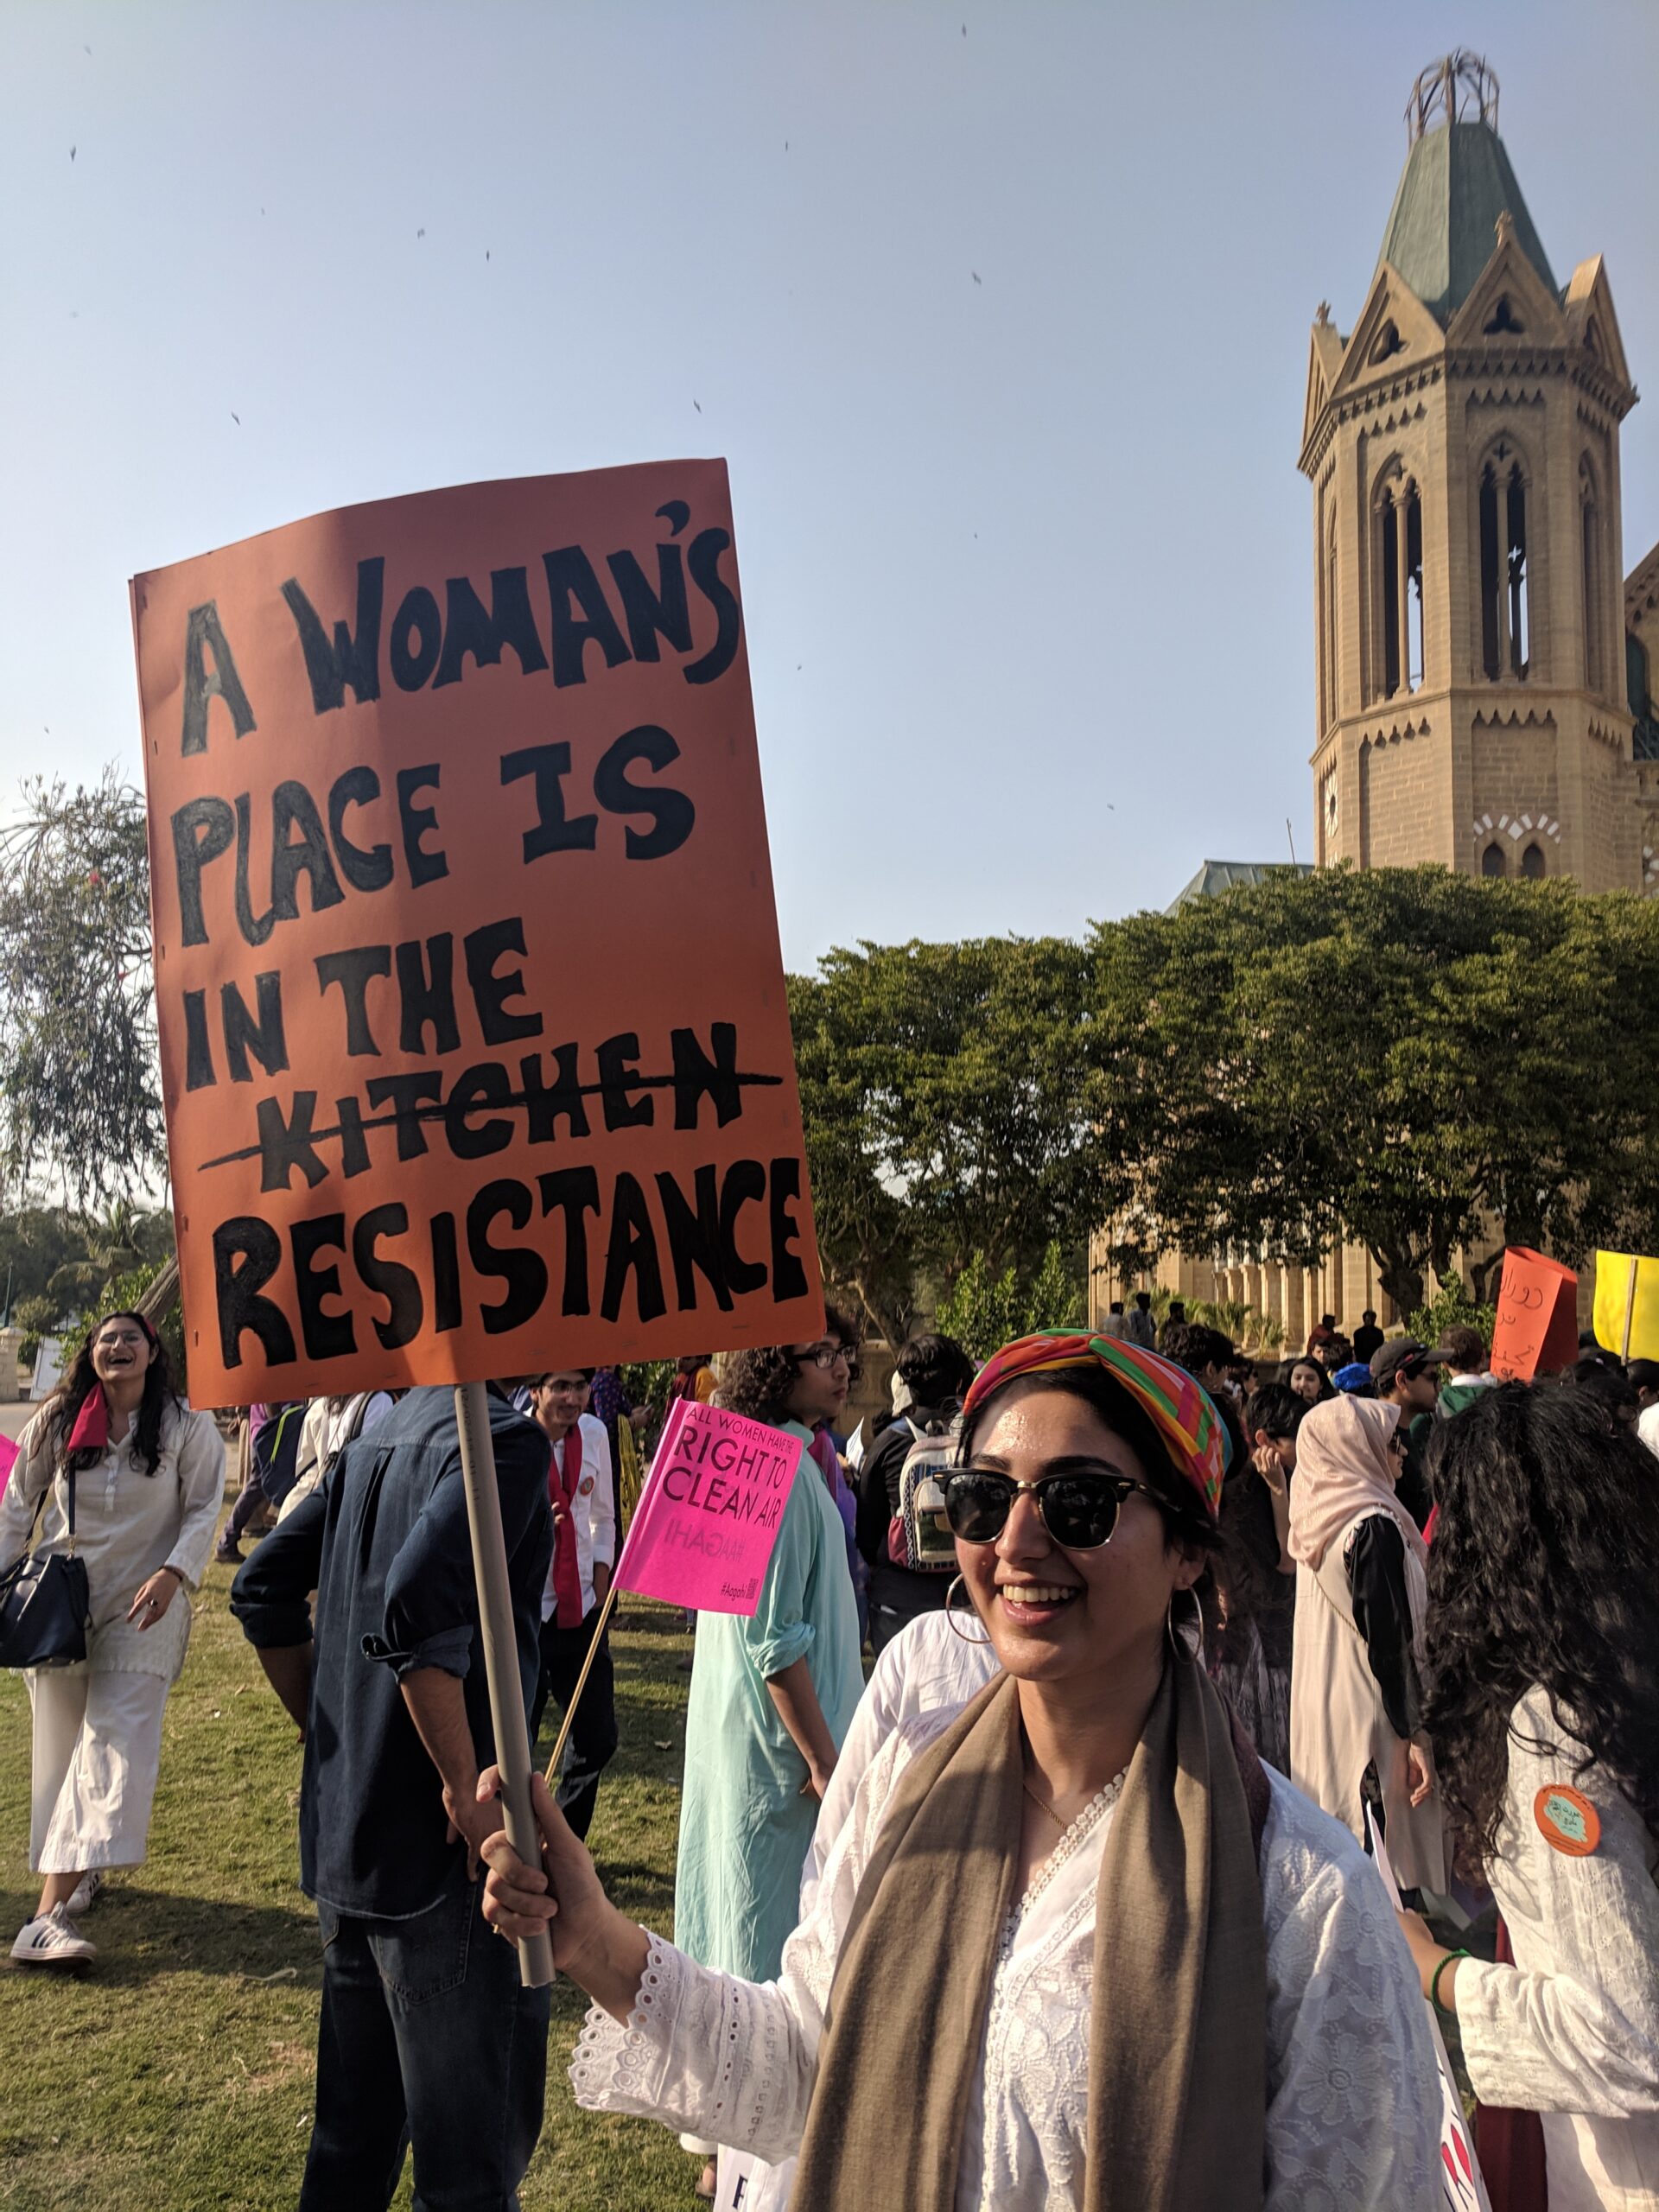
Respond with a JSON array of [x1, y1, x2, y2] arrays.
[[1300, 54, 1651, 890]]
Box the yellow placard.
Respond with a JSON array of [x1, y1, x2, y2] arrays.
[[1592, 1252, 1659, 1362]]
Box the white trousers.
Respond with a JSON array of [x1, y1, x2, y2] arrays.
[[27, 1665, 168, 1875]]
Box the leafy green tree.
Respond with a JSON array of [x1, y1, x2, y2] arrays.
[[788, 966, 920, 1350], [791, 938, 1101, 1342], [937, 1240, 1084, 1362], [0, 771, 164, 1205], [1087, 868, 1659, 1316], [1405, 1280, 1496, 1354], [0, 1200, 173, 1330], [0, 1205, 100, 1313]]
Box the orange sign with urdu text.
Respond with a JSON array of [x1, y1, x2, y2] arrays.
[[1489, 1247, 1578, 1382], [133, 462, 822, 1407]]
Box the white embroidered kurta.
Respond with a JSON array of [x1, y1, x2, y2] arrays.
[[540, 1414, 615, 1622], [0, 1402, 224, 1681], [573, 1686, 1446, 2209], [1456, 1685, 1659, 2211]]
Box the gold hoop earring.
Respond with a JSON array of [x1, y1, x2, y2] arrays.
[[1166, 1585, 1205, 1659], [944, 1573, 992, 1645]]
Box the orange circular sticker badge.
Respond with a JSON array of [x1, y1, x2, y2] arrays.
[[1534, 1784, 1601, 1857]]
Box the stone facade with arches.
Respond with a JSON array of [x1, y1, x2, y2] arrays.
[[1089, 55, 1659, 1342], [1300, 52, 1656, 894]]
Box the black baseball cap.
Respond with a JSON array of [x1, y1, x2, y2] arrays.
[[1369, 1338, 1448, 1389]]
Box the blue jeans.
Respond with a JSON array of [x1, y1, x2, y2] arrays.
[[300, 1862, 550, 2211]]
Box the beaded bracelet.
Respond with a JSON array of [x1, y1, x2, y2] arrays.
[[1430, 1948, 1470, 2012]]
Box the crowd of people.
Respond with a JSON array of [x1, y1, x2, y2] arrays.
[[1, 1293, 1656, 2209]]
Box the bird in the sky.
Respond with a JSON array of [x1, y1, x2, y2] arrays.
[[417, 227, 425, 238], [486, 249, 491, 260], [231, 412, 240, 424], [971, 270, 982, 284], [69, 145, 76, 161], [693, 399, 702, 413]]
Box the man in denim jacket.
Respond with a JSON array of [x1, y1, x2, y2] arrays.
[[232, 1383, 552, 2209]]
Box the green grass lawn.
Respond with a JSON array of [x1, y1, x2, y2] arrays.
[[0, 1560, 705, 2212]]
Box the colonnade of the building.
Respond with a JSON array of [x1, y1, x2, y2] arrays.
[[1087, 1235, 1397, 1351]]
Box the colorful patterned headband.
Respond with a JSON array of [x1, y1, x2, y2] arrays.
[[961, 1330, 1230, 1521]]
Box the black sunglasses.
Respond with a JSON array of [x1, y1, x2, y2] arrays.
[[943, 1466, 1157, 1551]]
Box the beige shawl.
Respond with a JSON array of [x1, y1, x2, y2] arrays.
[[791, 1656, 1268, 2212], [1287, 1395, 1425, 1571]]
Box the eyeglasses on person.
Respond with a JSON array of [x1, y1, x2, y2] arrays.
[[796, 1344, 860, 1381], [943, 1465, 1159, 1551]]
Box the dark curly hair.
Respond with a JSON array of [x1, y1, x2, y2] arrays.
[[1157, 1320, 1232, 1378], [1422, 1382, 1659, 1870], [719, 1305, 861, 1427], [1243, 1382, 1306, 1444], [895, 1332, 976, 1411], [47, 1310, 183, 1478], [1556, 1357, 1640, 1427]]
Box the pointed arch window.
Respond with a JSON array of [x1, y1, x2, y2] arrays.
[[1480, 454, 1530, 680], [1405, 488, 1424, 690], [1521, 842, 1546, 880], [1580, 456, 1603, 696], [1631, 632, 1659, 762], [1322, 513, 1339, 731], [1376, 473, 1424, 700], [1482, 842, 1507, 877]]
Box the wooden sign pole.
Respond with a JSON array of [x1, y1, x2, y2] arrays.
[[454, 1381, 556, 1989]]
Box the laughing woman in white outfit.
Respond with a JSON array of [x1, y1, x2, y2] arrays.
[[477, 1332, 1445, 2210], [2, 1312, 223, 1967]]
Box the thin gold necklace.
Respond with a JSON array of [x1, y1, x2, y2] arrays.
[[1021, 1777, 1066, 1830], [1021, 1759, 1131, 1834]]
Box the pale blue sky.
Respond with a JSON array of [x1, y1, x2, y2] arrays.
[[4, 0, 1656, 969]]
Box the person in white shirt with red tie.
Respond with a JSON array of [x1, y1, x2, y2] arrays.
[[527, 1370, 618, 1841]]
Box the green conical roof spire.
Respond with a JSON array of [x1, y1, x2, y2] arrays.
[[1376, 55, 1556, 324]]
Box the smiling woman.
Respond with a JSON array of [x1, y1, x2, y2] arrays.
[[0, 1310, 225, 1970], [475, 1330, 1448, 2212]]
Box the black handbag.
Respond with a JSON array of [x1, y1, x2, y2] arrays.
[[0, 1464, 92, 1669]]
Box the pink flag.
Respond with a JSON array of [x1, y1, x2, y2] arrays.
[[615, 1399, 802, 1616], [0, 1433, 16, 1503]]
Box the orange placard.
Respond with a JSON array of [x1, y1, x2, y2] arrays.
[[133, 462, 823, 1406], [1489, 1247, 1579, 1381]]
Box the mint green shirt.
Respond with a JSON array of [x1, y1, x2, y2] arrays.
[[672, 1422, 864, 1980]]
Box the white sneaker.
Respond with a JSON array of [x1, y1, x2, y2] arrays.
[[10, 1905, 96, 1966], [66, 1871, 104, 1917]]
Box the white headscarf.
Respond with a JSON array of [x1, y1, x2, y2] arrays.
[[1287, 1395, 1426, 1571]]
